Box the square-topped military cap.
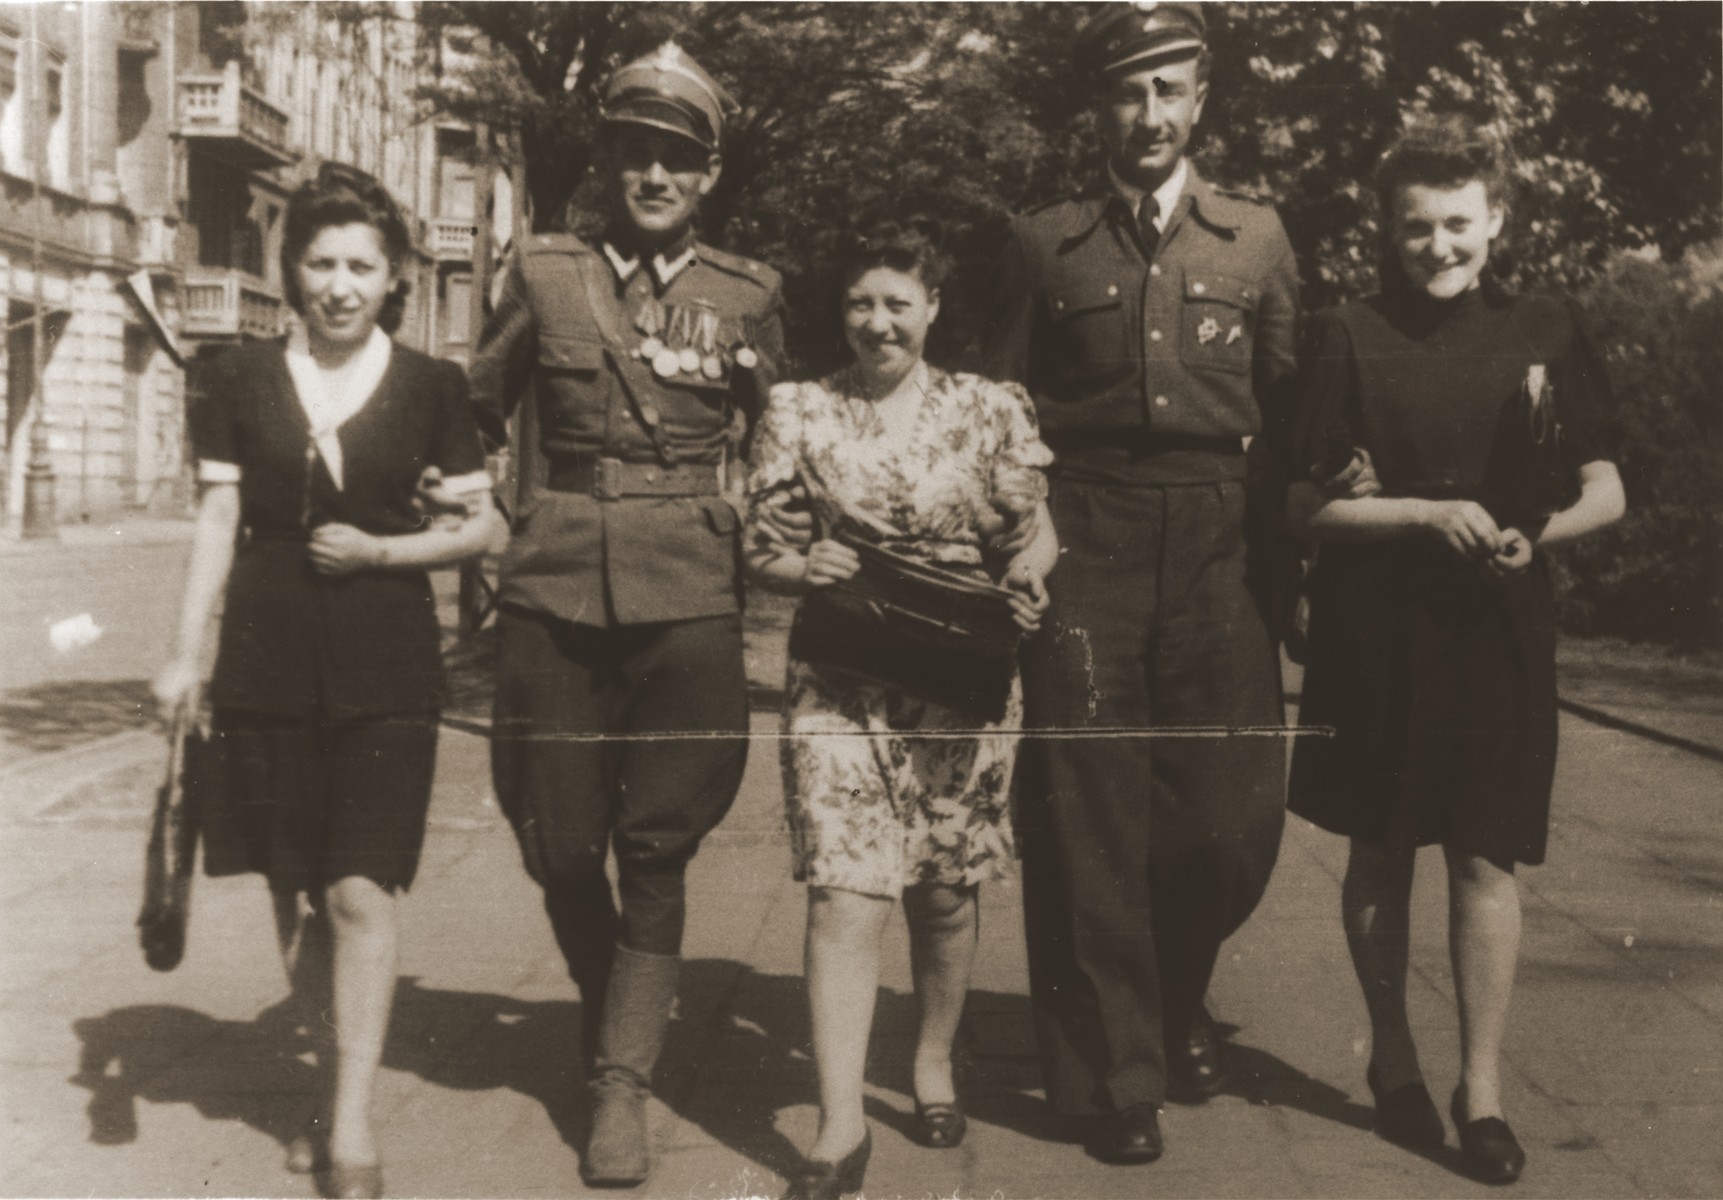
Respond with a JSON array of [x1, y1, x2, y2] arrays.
[[1076, 2, 1207, 76], [602, 42, 739, 153]]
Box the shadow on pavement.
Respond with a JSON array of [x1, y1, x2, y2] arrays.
[[0, 679, 154, 757], [67, 963, 1429, 1184]]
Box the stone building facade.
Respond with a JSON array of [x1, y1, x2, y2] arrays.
[[0, 1, 506, 533]]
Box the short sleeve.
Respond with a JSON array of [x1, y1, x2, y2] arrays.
[[1292, 308, 1364, 482], [743, 383, 804, 520], [429, 360, 492, 496], [985, 379, 1052, 518], [1554, 296, 1622, 467], [189, 351, 242, 483]]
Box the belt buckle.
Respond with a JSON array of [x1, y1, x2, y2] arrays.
[[593, 457, 623, 501]]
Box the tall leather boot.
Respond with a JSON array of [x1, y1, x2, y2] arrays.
[[581, 945, 679, 1187]]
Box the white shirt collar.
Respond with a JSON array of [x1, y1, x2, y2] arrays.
[[1108, 158, 1188, 231], [603, 240, 698, 289], [284, 324, 392, 492]]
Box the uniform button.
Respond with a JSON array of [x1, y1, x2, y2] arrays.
[[1149, 329, 1163, 342], [1154, 395, 1169, 408], [1149, 264, 1163, 278], [644, 469, 658, 482], [1107, 284, 1119, 297], [1191, 281, 1206, 295]]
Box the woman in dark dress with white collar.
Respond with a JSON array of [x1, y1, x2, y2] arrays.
[[152, 163, 503, 1199], [1287, 117, 1625, 1185]]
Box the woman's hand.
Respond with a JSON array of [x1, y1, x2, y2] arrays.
[[804, 539, 861, 587], [309, 523, 383, 577], [152, 657, 201, 723], [1484, 527, 1535, 578], [1421, 500, 1504, 561], [1002, 561, 1051, 633]]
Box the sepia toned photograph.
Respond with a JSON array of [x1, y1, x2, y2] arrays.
[[1, 3, 1718, 1198]]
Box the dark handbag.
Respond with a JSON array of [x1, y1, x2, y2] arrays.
[[1486, 363, 1582, 524], [137, 709, 203, 972], [788, 530, 1023, 722]]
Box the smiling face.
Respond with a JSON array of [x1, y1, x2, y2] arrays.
[[1099, 57, 1207, 192], [843, 266, 939, 385], [606, 127, 721, 246], [1390, 180, 1504, 300], [293, 222, 398, 353]]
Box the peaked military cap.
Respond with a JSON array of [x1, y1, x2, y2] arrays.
[[1076, 2, 1207, 76], [602, 42, 738, 153]]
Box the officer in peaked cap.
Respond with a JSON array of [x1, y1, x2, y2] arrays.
[[465, 40, 784, 1190], [983, 1, 1299, 1165]]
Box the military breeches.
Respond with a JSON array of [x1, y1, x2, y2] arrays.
[[1017, 479, 1286, 1115], [492, 607, 749, 962]]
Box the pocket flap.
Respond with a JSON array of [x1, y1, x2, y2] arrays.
[[537, 333, 605, 372], [1049, 280, 1126, 320], [1183, 272, 1257, 308]]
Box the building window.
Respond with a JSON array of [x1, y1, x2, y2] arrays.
[[45, 57, 69, 188], [0, 38, 19, 173], [436, 126, 477, 219], [443, 273, 471, 347], [117, 48, 151, 149]]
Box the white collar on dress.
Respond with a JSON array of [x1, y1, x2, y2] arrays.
[[1108, 158, 1187, 231], [283, 324, 393, 491]]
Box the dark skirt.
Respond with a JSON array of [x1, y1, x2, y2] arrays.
[[1288, 542, 1558, 865], [191, 710, 439, 893]]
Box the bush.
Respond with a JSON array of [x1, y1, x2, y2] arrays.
[[1550, 246, 1723, 649]]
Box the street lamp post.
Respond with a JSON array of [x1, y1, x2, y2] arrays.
[[20, 2, 58, 540]]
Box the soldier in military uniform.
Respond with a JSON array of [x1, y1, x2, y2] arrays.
[[466, 44, 784, 1188], [982, 5, 1297, 1164]]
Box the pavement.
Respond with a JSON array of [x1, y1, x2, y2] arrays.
[[2, 519, 1721, 1199]]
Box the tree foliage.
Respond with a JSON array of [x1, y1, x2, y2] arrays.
[[418, 1, 1721, 644]]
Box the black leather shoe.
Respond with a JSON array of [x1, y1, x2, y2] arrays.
[[781, 1129, 871, 1200], [1366, 1063, 1445, 1151], [1089, 1102, 1163, 1165], [1451, 1088, 1525, 1185], [912, 1098, 967, 1149], [1168, 1009, 1231, 1100]]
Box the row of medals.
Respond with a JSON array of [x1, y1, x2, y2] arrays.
[[634, 298, 757, 380]]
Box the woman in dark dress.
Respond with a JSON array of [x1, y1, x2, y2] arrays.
[[1287, 117, 1625, 1184], [152, 163, 503, 1199]]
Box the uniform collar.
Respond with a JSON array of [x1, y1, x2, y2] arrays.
[[602, 232, 699, 289], [1076, 163, 1240, 242], [1107, 159, 1187, 228]]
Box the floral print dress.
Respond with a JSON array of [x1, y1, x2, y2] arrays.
[[746, 364, 1053, 898]]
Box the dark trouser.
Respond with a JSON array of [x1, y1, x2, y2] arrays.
[[492, 607, 749, 999], [1018, 479, 1286, 1116]]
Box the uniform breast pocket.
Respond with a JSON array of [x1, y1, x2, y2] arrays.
[[1180, 271, 1257, 376], [537, 333, 605, 375], [1048, 281, 1132, 387]]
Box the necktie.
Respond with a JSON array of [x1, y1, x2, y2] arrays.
[[1136, 196, 1161, 261]]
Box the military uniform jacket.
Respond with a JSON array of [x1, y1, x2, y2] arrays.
[[470, 231, 785, 627], [983, 168, 1299, 482]]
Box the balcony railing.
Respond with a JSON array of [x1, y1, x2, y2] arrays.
[[177, 62, 295, 168], [428, 217, 477, 261], [182, 269, 284, 340]]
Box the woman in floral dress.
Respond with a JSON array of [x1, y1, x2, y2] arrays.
[[746, 218, 1057, 1200]]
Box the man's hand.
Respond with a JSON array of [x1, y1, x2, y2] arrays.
[[414, 465, 479, 527], [804, 539, 861, 587], [1002, 560, 1051, 633], [1320, 448, 1382, 500], [309, 523, 383, 577], [756, 484, 815, 551]]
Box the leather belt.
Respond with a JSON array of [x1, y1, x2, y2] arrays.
[[545, 455, 722, 500]]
